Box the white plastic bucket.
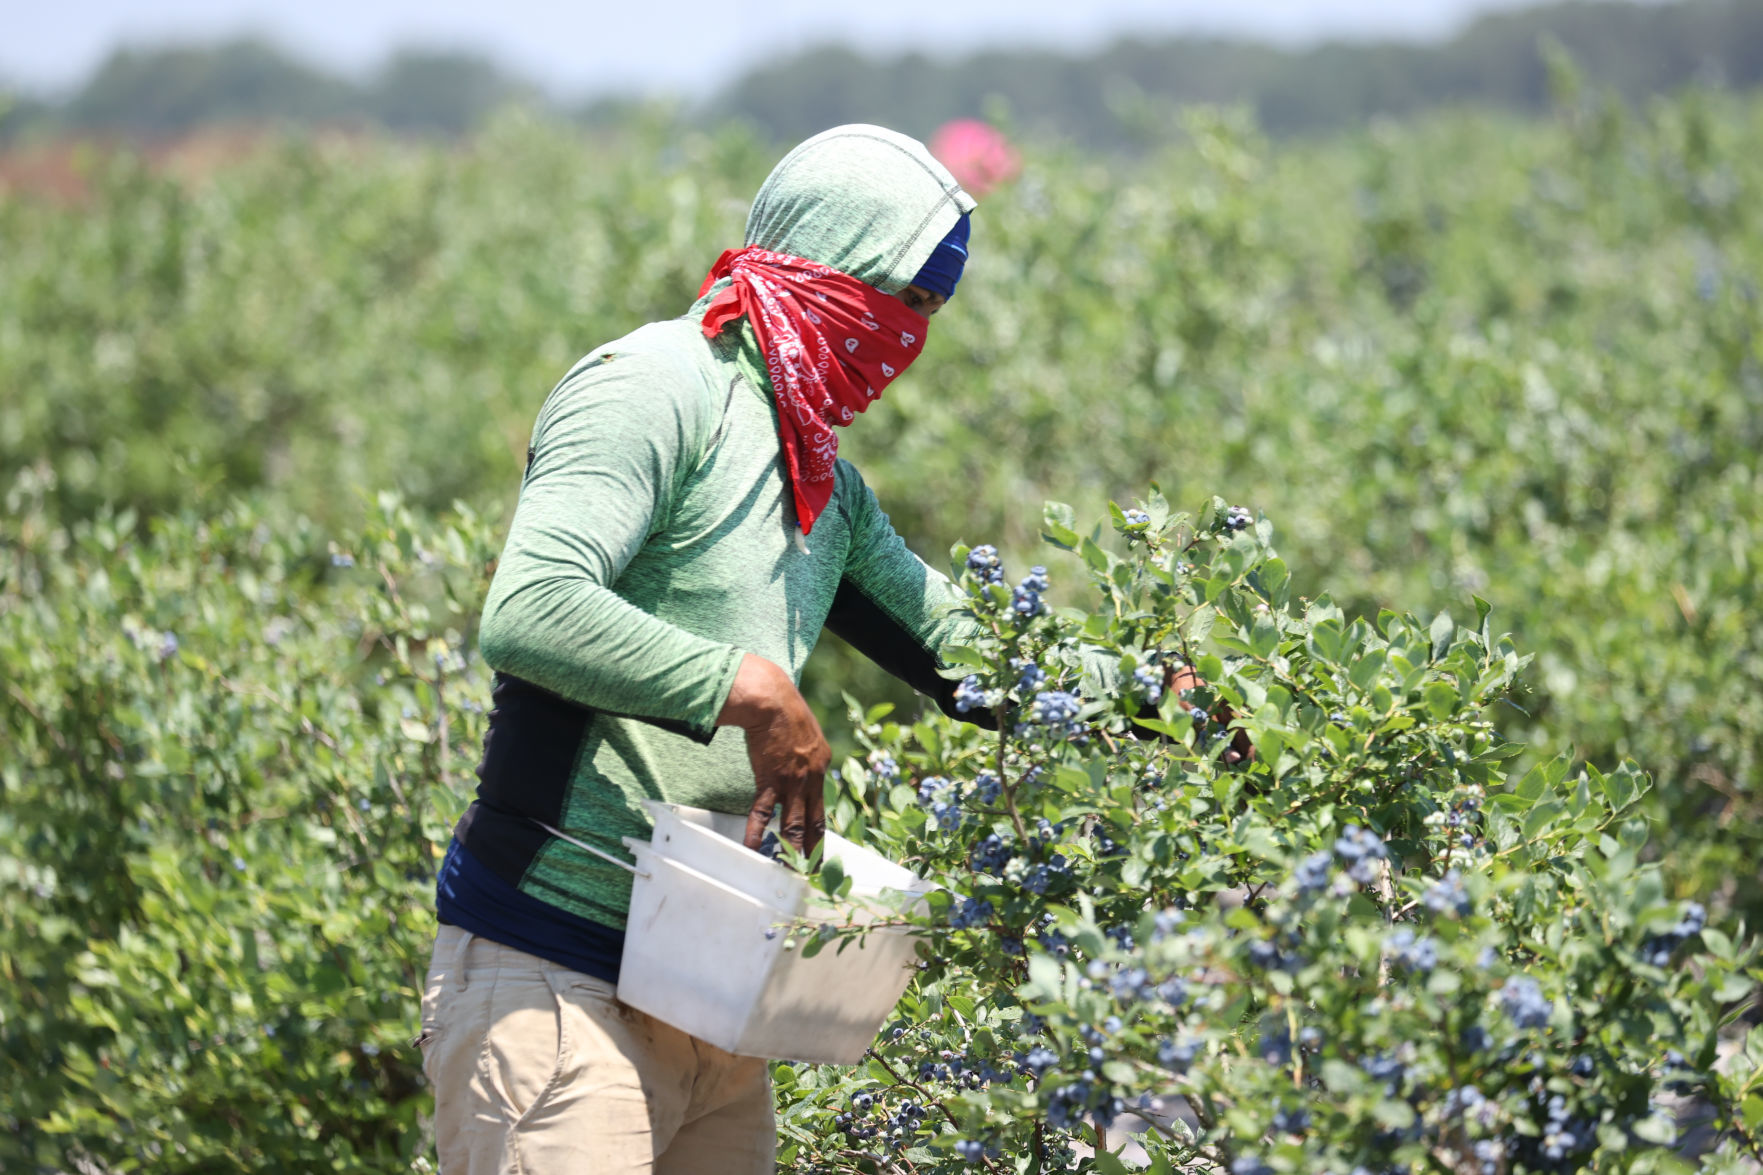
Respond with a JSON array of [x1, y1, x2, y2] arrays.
[[609, 801, 932, 1064]]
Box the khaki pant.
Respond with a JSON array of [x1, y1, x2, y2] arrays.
[[420, 924, 775, 1174]]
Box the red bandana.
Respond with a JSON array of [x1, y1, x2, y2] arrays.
[[698, 247, 925, 537]]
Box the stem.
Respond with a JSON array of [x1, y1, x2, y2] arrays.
[[1183, 1090, 1215, 1132], [998, 709, 1030, 846], [6, 682, 70, 753], [1731, 1113, 1763, 1165]]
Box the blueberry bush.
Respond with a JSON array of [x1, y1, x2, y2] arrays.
[[5, 76, 1763, 1171], [5, 90, 1761, 925], [774, 494, 1763, 1173], [0, 470, 497, 1171]]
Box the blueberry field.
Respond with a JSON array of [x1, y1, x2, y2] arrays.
[[3, 84, 1763, 1172]]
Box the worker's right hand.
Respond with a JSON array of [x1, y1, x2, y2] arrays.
[[1164, 662, 1255, 766], [718, 653, 830, 858]]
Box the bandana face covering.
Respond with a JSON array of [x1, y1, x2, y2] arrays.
[[698, 247, 927, 538]]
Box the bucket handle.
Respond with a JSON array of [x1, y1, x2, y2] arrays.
[[530, 819, 649, 879]]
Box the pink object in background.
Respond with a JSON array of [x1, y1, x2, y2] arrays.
[[929, 119, 1021, 198]]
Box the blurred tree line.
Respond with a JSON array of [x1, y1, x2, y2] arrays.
[[3, 0, 1762, 145], [0, 42, 538, 140]]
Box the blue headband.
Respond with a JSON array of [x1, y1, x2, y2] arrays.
[[909, 213, 970, 300]]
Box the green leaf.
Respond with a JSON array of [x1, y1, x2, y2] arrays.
[[1042, 501, 1079, 549], [1522, 799, 1567, 841], [940, 645, 988, 669], [1429, 610, 1455, 661], [1309, 619, 1346, 665], [1374, 1098, 1417, 1130], [1424, 680, 1457, 720], [1699, 928, 1735, 961], [1090, 1153, 1130, 1175], [1249, 615, 1280, 660], [1024, 954, 1063, 1001], [1742, 1093, 1763, 1133], [1348, 648, 1387, 693], [1320, 1059, 1362, 1093]]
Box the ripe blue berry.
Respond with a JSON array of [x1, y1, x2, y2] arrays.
[[949, 896, 994, 930], [1010, 657, 1046, 692], [965, 544, 1004, 584], [1011, 584, 1046, 617], [971, 832, 1013, 875], [1424, 869, 1471, 917], [1031, 690, 1082, 735], [1386, 926, 1439, 973], [1293, 851, 1333, 893], [1333, 824, 1388, 885], [1500, 976, 1551, 1029]]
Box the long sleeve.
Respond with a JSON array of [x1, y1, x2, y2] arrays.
[[827, 462, 987, 722], [829, 462, 1122, 722], [477, 346, 745, 743]]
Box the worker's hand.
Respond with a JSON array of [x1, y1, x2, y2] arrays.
[[718, 653, 830, 857], [1164, 662, 1255, 766]]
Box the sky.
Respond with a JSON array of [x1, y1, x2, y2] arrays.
[[4, 0, 1567, 99]]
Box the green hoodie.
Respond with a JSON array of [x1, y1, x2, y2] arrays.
[[456, 126, 981, 929]]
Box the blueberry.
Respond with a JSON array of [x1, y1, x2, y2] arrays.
[[1294, 851, 1333, 893], [1333, 824, 1388, 885], [971, 832, 1013, 875], [1424, 869, 1471, 917], [965, 544, 1004, 585], [1499, 976, 1550, 1029], [1031, 690, 1082, 736], [1158, 1035, 1200, 1072], [949, 896, 994, 930]]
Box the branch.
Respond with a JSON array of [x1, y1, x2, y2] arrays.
[[6, 682, 69, 753], [863, 1047, 1003, 1175]]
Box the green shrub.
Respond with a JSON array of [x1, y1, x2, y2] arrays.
[[3, 101, 1761, 915], [774, 495, 1763, 1173], [0, 471, 496, 1172]]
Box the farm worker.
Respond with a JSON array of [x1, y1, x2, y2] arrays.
[[418, 124, 980, 1174]]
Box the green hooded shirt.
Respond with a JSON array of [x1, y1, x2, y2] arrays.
[[456, 125, 982, 929]]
